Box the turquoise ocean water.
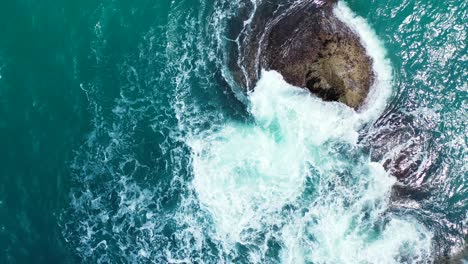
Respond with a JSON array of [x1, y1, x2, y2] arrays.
[[0, 0, 466, 263]]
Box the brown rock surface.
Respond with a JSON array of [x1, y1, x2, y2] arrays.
[[235, 0, 374, 109]]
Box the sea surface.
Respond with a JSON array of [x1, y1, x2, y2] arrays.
[[0, 0, 466, 263]]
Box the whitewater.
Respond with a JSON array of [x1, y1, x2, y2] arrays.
[[60, 0, 467, 263], [186, 2, 432, 263]]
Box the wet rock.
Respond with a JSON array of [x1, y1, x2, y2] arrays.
[[434, 245, 468, 264], [234, 0, 374, 109]]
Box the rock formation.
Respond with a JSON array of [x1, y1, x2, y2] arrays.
[[233, 0, 374, 109]]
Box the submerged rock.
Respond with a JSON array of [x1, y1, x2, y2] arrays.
[[234, 0, 374, 109]]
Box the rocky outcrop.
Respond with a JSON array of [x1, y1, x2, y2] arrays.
[[233, 0, 374, 109]]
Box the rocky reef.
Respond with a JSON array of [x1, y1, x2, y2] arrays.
[[233, 0, 374, 109]]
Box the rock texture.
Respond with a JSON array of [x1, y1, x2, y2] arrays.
[[235, 0, 374, 109]]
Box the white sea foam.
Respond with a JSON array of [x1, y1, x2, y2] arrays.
[[191, 71, 358, 243], [66, 0, 435, 262], [188, 1, 433, 263], [190, 70, 432, 263]]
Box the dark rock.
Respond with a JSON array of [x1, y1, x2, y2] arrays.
[[234, 0, 374, 109]]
